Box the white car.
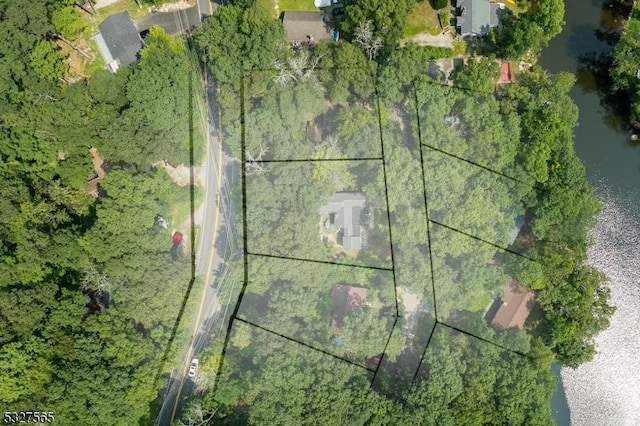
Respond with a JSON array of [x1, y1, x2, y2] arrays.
[[188, 358, 199, 378]]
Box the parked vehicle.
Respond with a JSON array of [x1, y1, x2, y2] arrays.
[[188, 358, 199, 378]]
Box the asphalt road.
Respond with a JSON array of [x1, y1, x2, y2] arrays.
[[155, 69, 226, 426], [136, 5, 201, 35], [197, 0, 215, 17]]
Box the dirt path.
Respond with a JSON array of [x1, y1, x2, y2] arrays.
[[404, 32, 454, 48], [157, 0, 196, 12], [398, 287, 421, 314], [89, 147, 107, 179], [94, 0, 120, 8]]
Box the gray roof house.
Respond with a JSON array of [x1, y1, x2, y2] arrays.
[[282, 11, 333, 44], [456, 0, 504, 36], [93, 11, 144, 73], [319, 192, 367, 250]]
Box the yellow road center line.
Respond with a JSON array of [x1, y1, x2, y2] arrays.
[[170, 96, 224, 423]]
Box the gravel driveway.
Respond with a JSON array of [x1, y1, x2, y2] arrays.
[[404, 32, 455, 48]]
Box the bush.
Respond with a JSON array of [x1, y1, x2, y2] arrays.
[[438, 10, 450, 28], [431, 0, 449, 10]]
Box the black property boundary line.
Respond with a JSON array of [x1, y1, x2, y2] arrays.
[[411, 83, 440, 384], [428, 219, 538, 262], [369, 76, 402, 386], [245, 252, 393, 272], [235, 317, 377, 373], [421, 141, 529, 184], [410, 83, 544, 384], [153, 68, 199, 395], [210, 73, 547, 402], [246, 157, 384, 163], [210, 73, 249, 398]]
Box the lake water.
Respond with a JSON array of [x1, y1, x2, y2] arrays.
[[539, 1, 640, 425]]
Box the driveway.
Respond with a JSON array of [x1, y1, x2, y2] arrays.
[[94, 0, 120, 7], [135, 5, 201, 35], [403, 32, 455, 48]]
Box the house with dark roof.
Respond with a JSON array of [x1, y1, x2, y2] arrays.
[[490, 279, 536, 330], [456, 0, 504, 37], [319, 192, 367, 250], [330, 284, 368, 332], [282, 10, 333, 44], [93, 11, 144, 72]]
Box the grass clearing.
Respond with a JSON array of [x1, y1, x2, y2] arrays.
[[96, 0, 147, 20], [453, 40, 467, 56], [171, 186, 204, 230], [279, 0, 316, 11], [405, 1, 441, 37], [468, 292, 493, 313], [257, 0, 278, 18]]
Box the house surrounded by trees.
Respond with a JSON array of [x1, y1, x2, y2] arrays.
[[456, 0, 504, 36], [490, 279, 536, 330], [330, 284, 369, 332], [282, 11, 333, 44], [319, 192, 367, 250], [93, 11, 143, 73]]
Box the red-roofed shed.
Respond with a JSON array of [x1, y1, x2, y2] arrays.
[[500, 61, 512, 83]]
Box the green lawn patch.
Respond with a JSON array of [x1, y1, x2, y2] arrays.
[[83, 36, 106, 75], [405, 1, 441, 37], [468, 292, 493, 313], [257, 0, 278, 18], [279, 0, 316, 11], [453, 40, 467, 56], [97, 0, 147, 20]]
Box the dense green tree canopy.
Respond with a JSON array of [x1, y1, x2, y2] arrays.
[[0, 0, 611, 424], [340, 0, 417, 51], [499, 0, 565, 59], [0, 2, 197, 423], [610, 5, 640, 128]]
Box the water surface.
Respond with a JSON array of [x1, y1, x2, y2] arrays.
[[539, 1, 640, 425]]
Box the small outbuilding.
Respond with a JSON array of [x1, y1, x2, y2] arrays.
[[500, 61, 512, 83]]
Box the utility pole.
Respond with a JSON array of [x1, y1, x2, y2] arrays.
[[76, 0, 98, 16]]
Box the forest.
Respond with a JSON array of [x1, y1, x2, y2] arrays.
[[610, 2, 640, 129], [0, 1, 202, 423], [0, 0, 613, 425], [184, 1, 612, 425]]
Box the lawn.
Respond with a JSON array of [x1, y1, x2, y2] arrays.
[[278, 0, 316, 11], [96, 0, 147, 21], [405, 1, 441, 37], [468, 292, 493, 313]]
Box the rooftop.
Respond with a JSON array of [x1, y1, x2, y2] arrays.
[[457, 0, 503, 36], [95, 11, 143, 72], [330, 284, 368, 331], [319, 192, 367, 250], [282, 10, 333, 44], [490, 279, 536, 330]]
